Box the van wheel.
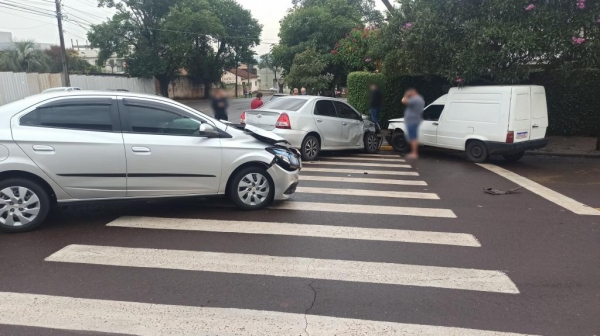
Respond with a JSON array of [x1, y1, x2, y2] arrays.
[[503, 151, 525, 162], [391, 132, 409, 153], [466, 141, 489, 163], [0, 178, 51, 233], [364, 132, 379, 154], [301, 135, 320, 161], [228, 167, 275, 211]]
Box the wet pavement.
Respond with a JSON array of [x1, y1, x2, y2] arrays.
[[0, 151, 599, 335]]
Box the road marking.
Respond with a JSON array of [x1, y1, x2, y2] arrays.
[[46, 245, 516, 293], [108, 216, 477, 246], [478, 164, 600, 216], [349, 153, 401, 158], [297, 186, 439, 199], [271, 202, 457, 218], [302, 167, 419, 176], [301, 175, 427, 186], [321, 156, 405, 162], [305, 161, 411, 168], [0, 292, 532, 335]]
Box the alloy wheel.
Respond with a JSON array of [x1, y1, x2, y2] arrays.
[[304, 138, 318, 159], [0, 186, 41, 227], [367, 133, 378, 152], [237, 173, 270, 206]]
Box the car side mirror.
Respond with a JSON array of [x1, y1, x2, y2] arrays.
[[199, 124, 220, 138], [361, 114, 370, 121]]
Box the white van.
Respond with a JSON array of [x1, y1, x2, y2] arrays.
[[387, 86, 549, 162]]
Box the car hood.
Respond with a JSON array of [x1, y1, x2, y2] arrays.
[[389, 117, 405, 123], [241, 124, 291, 146]]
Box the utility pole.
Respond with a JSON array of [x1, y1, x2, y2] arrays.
[[54, 0, 70, 86]]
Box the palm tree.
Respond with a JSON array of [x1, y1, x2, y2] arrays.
[[0, 40, 50, 73]]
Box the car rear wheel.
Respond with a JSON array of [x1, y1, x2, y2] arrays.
[[301, 135, 320, 161], [503, 151, 525, 162], [0, 178, 51, 233], [391, 132, 409, 153], [363, 132, 379, 154], [228, 167, 275, 211], [466, 140, 489, 163]]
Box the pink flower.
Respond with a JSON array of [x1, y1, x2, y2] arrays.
[[331, 50, 338, 55], [365, 58, 372, 63], [455, 77, 464, 83], [597, 18, 600, 24], [404, 22, 413, 28], [577, 2, 585, 9], [525, 4, 535, 10], [572, 37, 585, 44]]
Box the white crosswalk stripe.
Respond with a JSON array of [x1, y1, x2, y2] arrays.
[[107, 216, 477, 246], [305, 161, 411, 168], [46, 245, 517, 293], [320, 156, 405, 162], [0, 292, 534, 336], [300, 175, 427, 185], [272, 201, 457, 218], [297, 186, 439, 199], [302, 167, 419, 176]]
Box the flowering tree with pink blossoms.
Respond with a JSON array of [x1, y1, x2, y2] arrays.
[[332, 27, 381, 72]]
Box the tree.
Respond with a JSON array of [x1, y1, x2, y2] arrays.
[[286, 48, 333, 93], [45, 46, 102, 74], [332, 26, 381, 72], [88, 0, 186, 96], [259, 51, 284, 92], [107, 59, 115, 73], [0, 40, 50, 72], [382, 0, 600, 84], [380, 0, 393, 12]]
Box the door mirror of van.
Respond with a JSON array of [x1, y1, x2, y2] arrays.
[[199, 124, 219, 138]]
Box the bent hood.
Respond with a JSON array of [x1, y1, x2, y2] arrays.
[[242, 124, 291, 146]]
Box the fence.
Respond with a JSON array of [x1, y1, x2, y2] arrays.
[[0, 72, 157, 105]]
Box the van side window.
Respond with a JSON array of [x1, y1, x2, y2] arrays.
[[423, 105, 444, 121]]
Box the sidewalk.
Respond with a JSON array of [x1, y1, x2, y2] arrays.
[[527, 136, 600, 158]]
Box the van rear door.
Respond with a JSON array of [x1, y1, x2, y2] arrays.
[[530, 86, 548, 140], [509, 87, 532, 142]]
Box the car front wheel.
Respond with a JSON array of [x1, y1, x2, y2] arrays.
[[391, 132, 409, 153], [364, 132, 379, 154], [466, 140, 489, 163], [0, 178, 51, 233], [228, 167, 275, 211]]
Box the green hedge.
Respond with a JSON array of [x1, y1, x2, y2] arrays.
[[380, 70, 600, 136], [347, 72, 384, 114]]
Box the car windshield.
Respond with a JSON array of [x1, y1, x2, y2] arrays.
[[260, 98, 306, 111]]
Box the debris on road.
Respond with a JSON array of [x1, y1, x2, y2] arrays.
[[484, 187, 523, 195]]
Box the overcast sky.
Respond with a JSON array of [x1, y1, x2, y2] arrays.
[[0, 0, 386, 56]]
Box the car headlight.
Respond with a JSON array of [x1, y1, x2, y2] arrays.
[[266, 147, 301, 171]]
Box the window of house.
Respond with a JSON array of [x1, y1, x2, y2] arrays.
[[20, 102, 113, 131]]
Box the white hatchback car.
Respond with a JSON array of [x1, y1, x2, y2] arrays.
[[241, 96, 382, 161], [0, 91, 300, 233]]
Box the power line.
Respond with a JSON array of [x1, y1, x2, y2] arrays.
[[0, 1, 56, 16], [0, 23, 54, 30]]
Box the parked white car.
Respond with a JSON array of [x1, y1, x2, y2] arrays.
[[387, 86, 549, 162], [241, 96, 382, 161], [41, 87, 81, 93], [0, 91, 300, 232], [269, 87, 279, 93]]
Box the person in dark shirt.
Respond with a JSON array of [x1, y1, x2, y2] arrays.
[[211, 89, 229, 121], [251, 92, 264, 109], [369, 84, 383, 125]]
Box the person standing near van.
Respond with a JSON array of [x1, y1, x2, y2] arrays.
[[402, 88, 425, 159], [369, 84, 383, 125], [211, 89, 229, 121]]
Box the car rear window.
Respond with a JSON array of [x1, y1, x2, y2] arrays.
[[260, 98, 306, 111]]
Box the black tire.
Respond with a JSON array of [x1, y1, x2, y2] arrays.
[[466, 140, 489, 163], [228, 166, 275, 211], [363, 132, 379, 154], [391, 132, 409, 153], [0, 178, 51, 233], [503, 151, 525, 162], [301, 134, 320, 161]]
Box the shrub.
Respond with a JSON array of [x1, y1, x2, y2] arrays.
[[346, 71, 384, 114]]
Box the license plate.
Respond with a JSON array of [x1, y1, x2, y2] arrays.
[[516, 131, 528, 139]]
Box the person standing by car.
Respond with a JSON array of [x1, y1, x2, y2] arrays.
[[292, 88, 299, 96], [301, 87, 307, 95], [369, 84, 383, 125], [402, 88, 425, 159], [211, 89, 229, 121], [251, 92, 264, 109]]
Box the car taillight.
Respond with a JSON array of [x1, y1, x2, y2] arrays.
[[506, 131, 514, 143], [240, 111, 246, 124], [276, 113, 291, 129]]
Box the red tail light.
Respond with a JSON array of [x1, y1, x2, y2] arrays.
[[276, 113, 291, 129], [506, 131, 514, 143], [240, 111, 246, 124]]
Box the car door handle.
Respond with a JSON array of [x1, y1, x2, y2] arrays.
[[316, 119, 323, 123], [132, 147, 151, 154], [32, 145, 55, 153], [532, 124, 539, 128], [342, 122, 348, 126], [433, 122, 439, 126]]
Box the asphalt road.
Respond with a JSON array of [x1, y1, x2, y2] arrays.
[[0, 150, 599, 335]]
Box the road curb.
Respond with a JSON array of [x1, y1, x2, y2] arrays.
[[380, 145, 394, 151]]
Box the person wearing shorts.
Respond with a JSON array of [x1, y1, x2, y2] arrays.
[[402, 89, 425, 159]]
